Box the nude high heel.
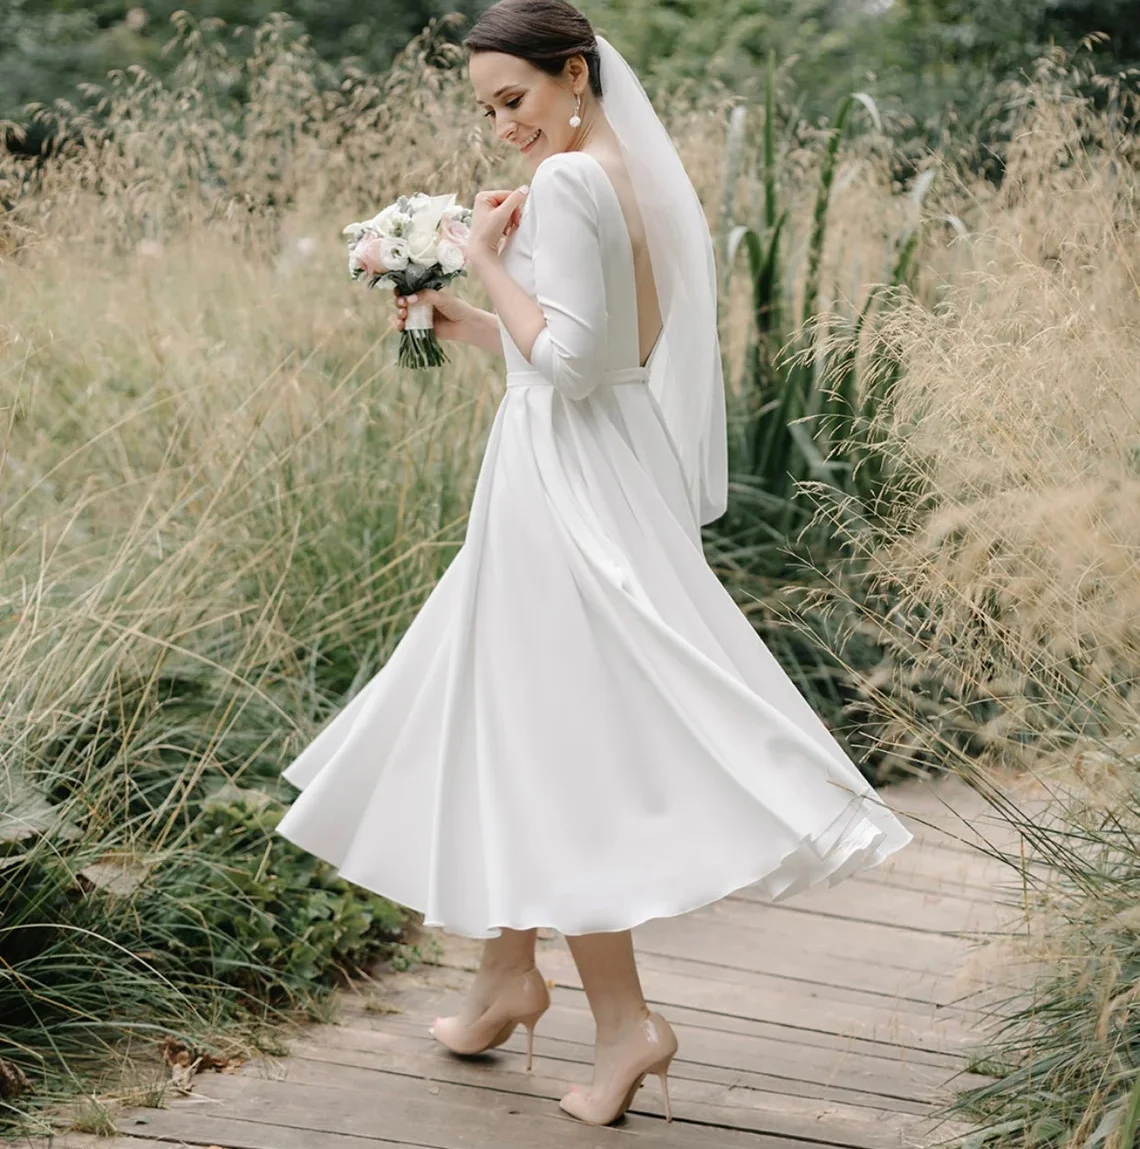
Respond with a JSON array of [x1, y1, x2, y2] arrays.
[[558, 1010, 678, 1125], [429, 965, 550, 1072]]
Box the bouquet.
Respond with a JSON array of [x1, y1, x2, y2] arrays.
[[342, 192, 474, 370]]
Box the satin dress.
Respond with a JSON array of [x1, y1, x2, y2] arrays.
[[275, 150, 913, 939]]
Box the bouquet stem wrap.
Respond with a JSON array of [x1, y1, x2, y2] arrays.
[[400, 300, 448, 369]]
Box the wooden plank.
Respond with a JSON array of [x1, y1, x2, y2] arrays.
[[58, 1139, 208, 1149], [273, 1043, 923, 1149], [122, 1072, 815, 1148], [322, 1005, 977, 1111], [421, 945, 982, 1055], [669, 898, 975, 968], [726, 882, 1008, 937], [431, 931, 969, 1020], [630, 917, 963, 1005], [847, 864, 1028, 909], [866, 843, 1015, 889], [116, 1107, 440, 1149], [884, 775, 1048, 856], [340, 976, 973, 1074]]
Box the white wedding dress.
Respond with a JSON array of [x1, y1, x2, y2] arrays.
[[276, 150, 913, 939]]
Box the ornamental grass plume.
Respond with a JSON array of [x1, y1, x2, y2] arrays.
[[799, 48, 1140, 779], [791, 49, 1140, 1149]]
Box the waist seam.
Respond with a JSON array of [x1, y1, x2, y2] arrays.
[[505, 366, 649, 389]]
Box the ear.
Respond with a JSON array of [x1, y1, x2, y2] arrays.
[[566, 53, 589, 91]]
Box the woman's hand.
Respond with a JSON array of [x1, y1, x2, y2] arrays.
[[393, 287, 474, 343], [469, 186, 529, 265]]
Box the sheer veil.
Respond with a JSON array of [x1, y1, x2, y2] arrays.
[[595, 33, 728, 526]]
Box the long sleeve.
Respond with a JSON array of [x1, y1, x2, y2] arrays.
[[525, 155, 609, 400]]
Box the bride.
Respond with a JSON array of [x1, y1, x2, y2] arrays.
[[277, 0, 913, 1128]]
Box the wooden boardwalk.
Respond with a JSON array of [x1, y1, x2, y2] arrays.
[[63, 773, 1029, 1149]]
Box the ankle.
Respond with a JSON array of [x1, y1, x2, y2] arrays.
[[478, 929, 537, 977], [593, 1001, 651, 1044], [478, 954, 536, 976]]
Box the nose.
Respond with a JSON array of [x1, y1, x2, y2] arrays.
[[496, 118, 517, 143]]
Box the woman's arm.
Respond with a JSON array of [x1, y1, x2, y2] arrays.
[[394, 289, 503, 359], [469, 254, 547, 363], [461, 304, 505, 358], [473, 158, 608, 399]]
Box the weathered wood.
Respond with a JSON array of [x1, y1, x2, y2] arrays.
[[432, 941, 984, 1047], [848, 865, 1029, 909], [60, 1139, 208, 1149], [633, 921, 962, 1006], [340, 974, 975, 1069], [273, 1046, 927, 1148], [123, 1071, 822, 1148], [726, 880, 1010, 936], [305, 1012, 970, 1112], [63, 774, 1015, 1149], [664, 897, 974, 968]]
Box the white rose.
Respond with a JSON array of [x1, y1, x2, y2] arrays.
[[381, 236, 410, 271], [407, 224, 440, 266], [437, 241, 464, 274], [415, 193, 457, 230]]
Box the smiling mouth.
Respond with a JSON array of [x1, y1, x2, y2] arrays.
[[518, 129, 541, 151]]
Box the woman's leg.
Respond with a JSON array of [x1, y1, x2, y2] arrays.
[[453, 926, 538, 1025], [559, 929, 679, 1122], [563, 930, 652, 1076]]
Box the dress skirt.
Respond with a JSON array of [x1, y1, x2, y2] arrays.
[[275, 363, 913, 939]]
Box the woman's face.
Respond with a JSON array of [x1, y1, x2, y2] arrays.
[[469, 52, 581, 167]]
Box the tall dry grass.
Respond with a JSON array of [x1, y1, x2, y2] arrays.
[[808, 51, 1140, 775], [0, 12, 752, 1129], [791, 51, 1140, 1145]]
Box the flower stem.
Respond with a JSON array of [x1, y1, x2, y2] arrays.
[[398, 330, 449, 370]]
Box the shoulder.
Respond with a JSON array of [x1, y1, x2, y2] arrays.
[[529, 151, 603, 207]]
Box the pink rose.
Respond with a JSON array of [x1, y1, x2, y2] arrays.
[[439, 214, 471, 256], [354, 236, 388, 277]]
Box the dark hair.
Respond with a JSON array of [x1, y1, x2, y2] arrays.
[[463, 0, 603, 99]]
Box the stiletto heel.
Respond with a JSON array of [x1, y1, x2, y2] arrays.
[[430, 966, 550, 1066], [558, 1010, 679, 1126], [521, 1008, 544, 1071], [652, 1055, 675, 1122]]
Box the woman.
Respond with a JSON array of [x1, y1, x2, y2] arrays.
[[276, 0, 913, 1128]]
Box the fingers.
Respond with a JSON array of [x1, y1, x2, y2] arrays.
[[495, 186, 529, 213], [498, 188, 528, 239], [395, 289, 435, 329], [477, 186, 530, 210], [395, 290, 429, 307], [395, 290, 420, 329], [475, 189, 515, 207]]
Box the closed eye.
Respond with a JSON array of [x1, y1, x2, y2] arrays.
[[483, 96, 521, 119]]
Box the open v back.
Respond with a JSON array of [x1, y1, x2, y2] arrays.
[[576, 151, 664, 369], [499, 150, 665, 378]]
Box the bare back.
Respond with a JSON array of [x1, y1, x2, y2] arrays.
[[584, 150, 664, 369]]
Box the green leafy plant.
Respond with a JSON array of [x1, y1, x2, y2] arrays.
[[709, 53, 943, 781]]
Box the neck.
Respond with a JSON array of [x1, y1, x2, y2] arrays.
[[567, 98, 617, 155]]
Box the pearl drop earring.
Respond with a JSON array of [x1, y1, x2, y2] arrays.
[[569, 93, 582, 128]]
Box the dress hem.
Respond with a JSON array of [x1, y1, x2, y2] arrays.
[[283, 790, 914, 942]]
